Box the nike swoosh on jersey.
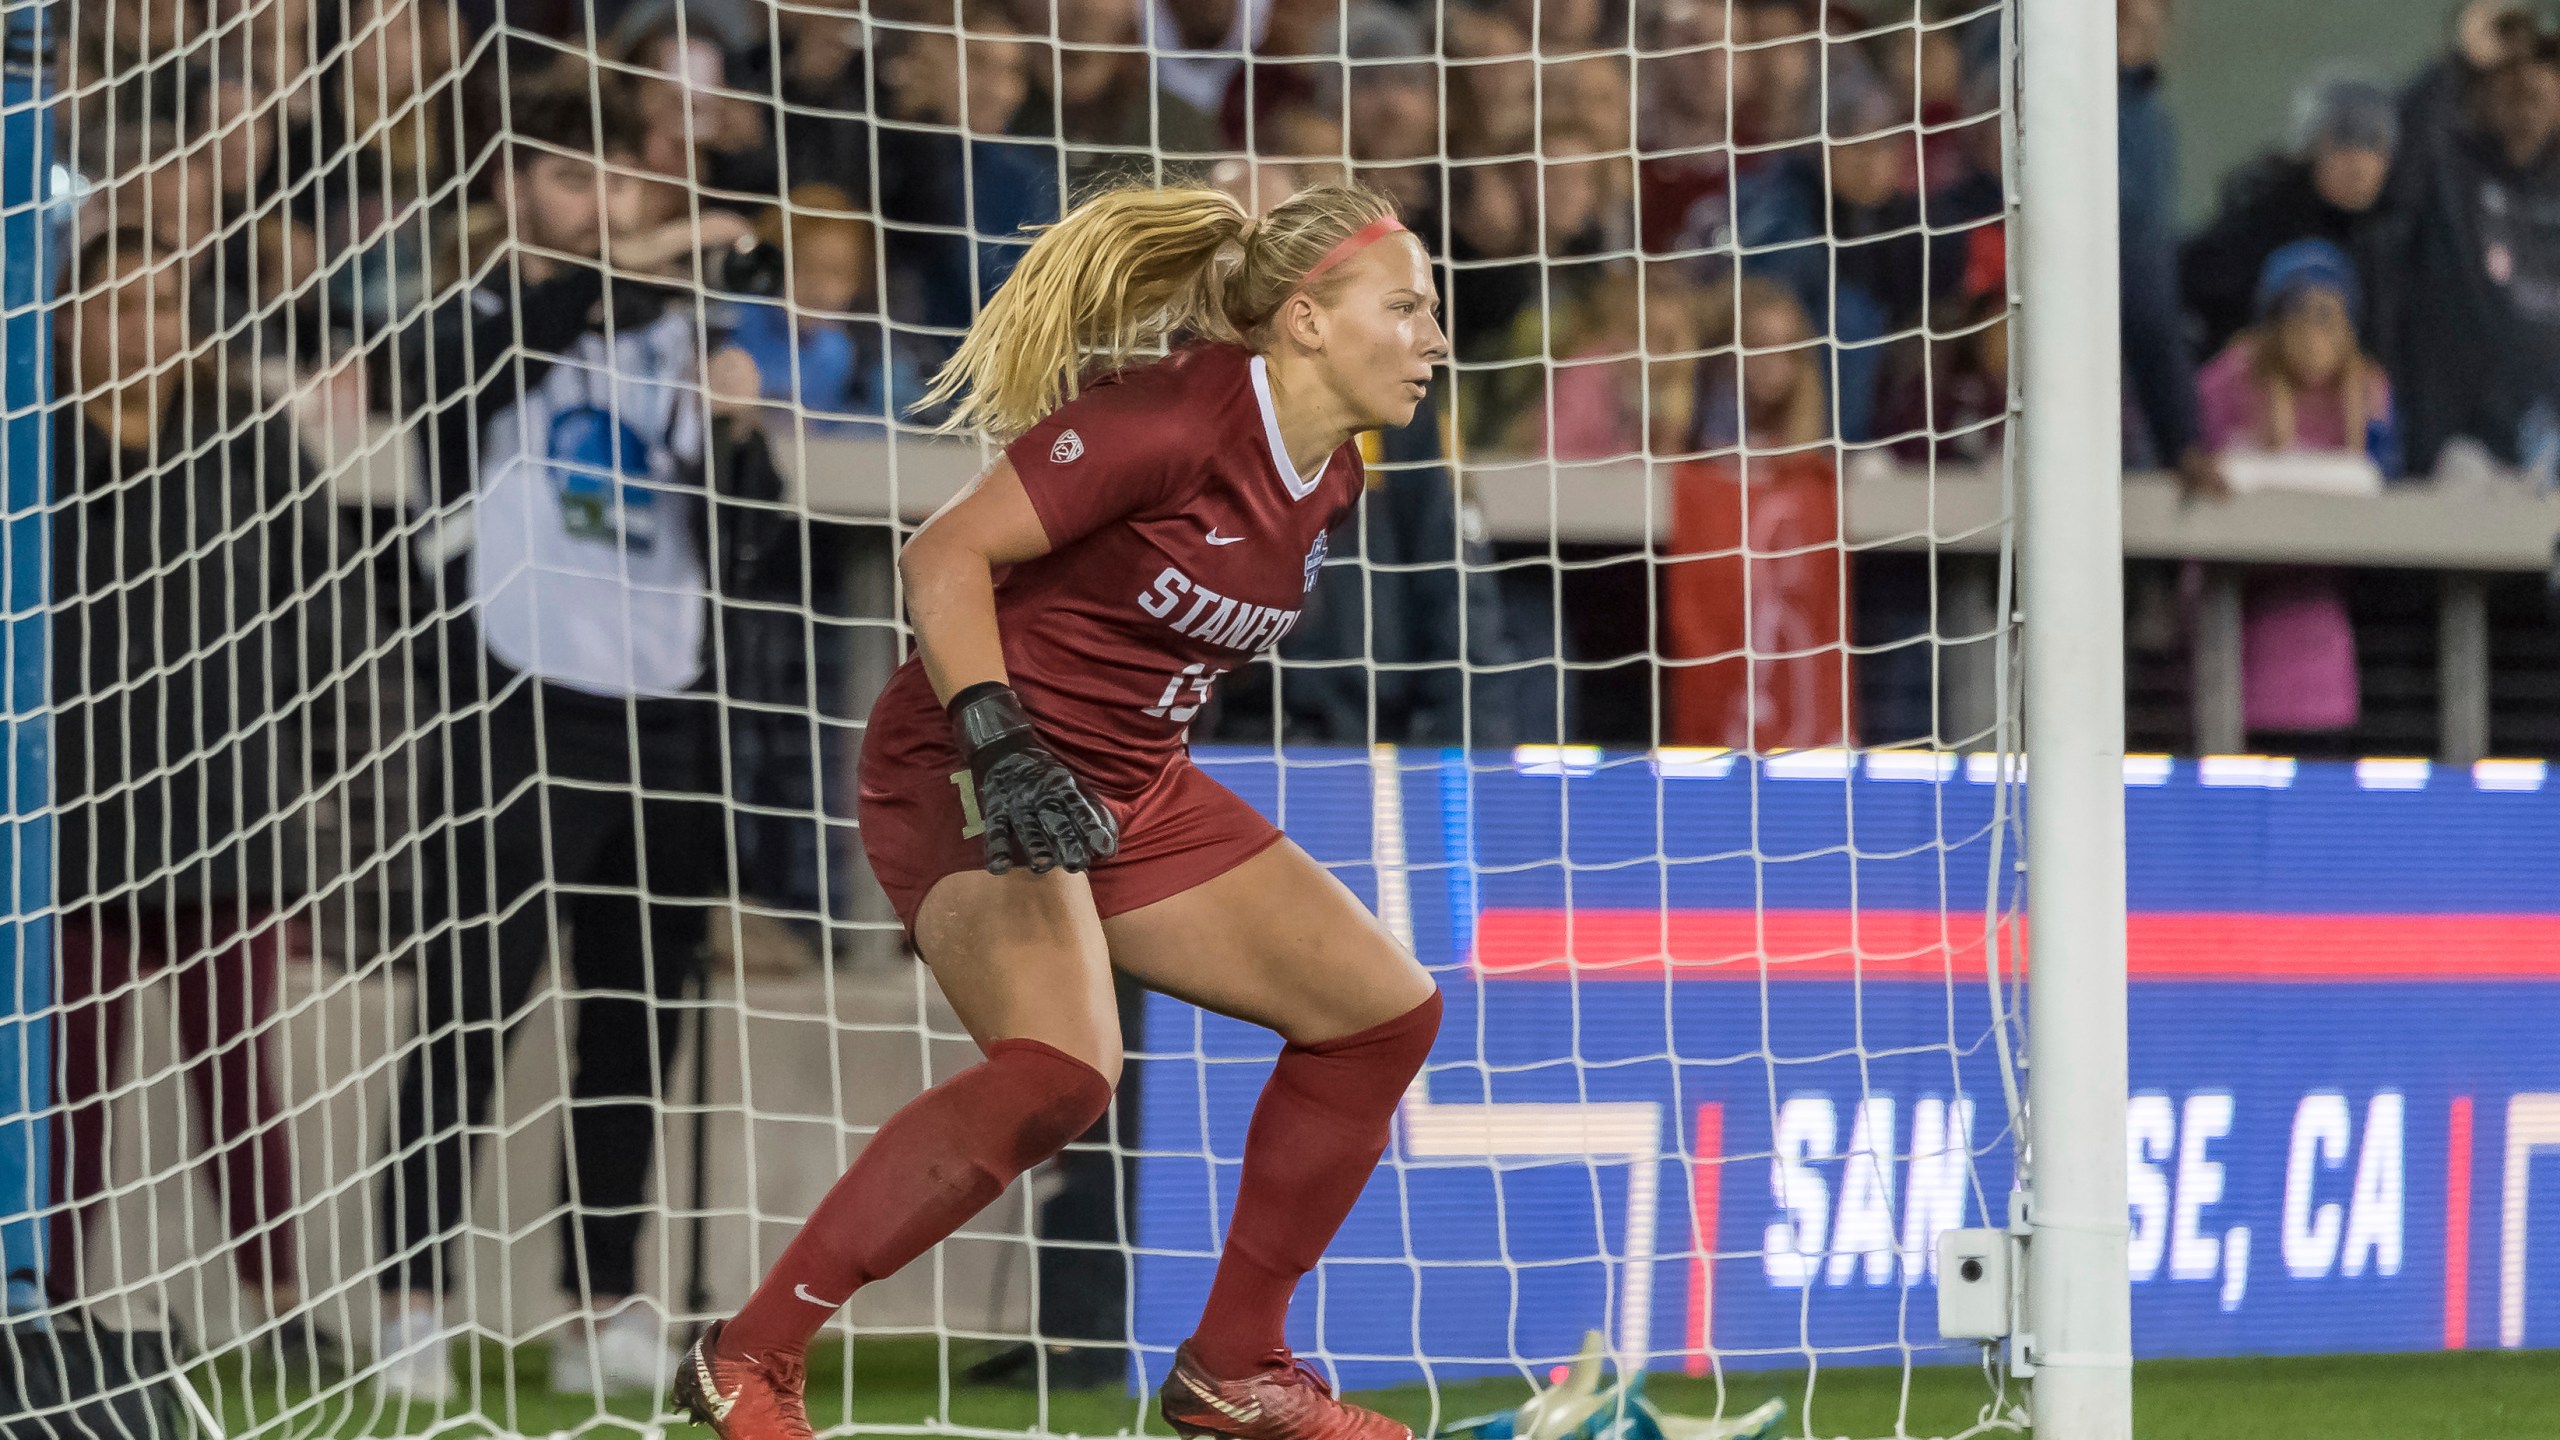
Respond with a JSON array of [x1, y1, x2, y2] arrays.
[[794, 1283, 844, 1308], [1179, 1370, 1265, 1424], [1205, 529, 1247, 545]]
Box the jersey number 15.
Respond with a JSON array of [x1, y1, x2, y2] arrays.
[[1142, 661, 1227, 724]]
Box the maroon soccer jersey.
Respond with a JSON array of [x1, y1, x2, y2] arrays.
[[865, 343, 1365, 799]]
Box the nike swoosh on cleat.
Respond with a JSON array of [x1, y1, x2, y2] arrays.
[[1205, 529, 1247, 545], [1178, 1370, 1264, 1425], [794, 1283, 844, 1308]]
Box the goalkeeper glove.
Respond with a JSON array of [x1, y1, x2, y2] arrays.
[[948, 681, 1121, 876]]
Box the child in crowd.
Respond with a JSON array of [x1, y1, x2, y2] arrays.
[[726, 185, 922, 436], [2198, 238, 2397, 473], [2190, 238, 2398, 738], [1664, 276, 1851, 751], [1529, 260, 1703, 460]]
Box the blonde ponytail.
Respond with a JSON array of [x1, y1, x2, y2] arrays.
[[922, 181, 1403, 440]]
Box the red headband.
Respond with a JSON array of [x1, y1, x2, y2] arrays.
[[1298, 215, 1408, 290]]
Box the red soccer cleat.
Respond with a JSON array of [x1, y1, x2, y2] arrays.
[[671, 1322, 815, 1440], [1158, 1343, 1414, 1440]]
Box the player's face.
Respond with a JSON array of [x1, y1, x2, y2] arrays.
[[1319, 236, 1448, 431]]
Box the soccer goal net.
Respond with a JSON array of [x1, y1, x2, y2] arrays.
[[0, 0, 2123, 1433]]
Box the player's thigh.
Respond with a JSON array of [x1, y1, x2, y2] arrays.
[[912, 867, 1123, 1086], [1100, 839, 1435, 1048]]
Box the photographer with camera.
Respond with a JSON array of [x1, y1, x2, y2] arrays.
[[374, 69, 786, 1402]]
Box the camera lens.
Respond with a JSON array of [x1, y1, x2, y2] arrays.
[[715, 238, 786, 299]]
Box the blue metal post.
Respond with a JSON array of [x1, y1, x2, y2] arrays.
[[0, 0, 55, 1308]]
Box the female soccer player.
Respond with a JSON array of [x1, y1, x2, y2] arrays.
[[673, 183, 1448, 1440]]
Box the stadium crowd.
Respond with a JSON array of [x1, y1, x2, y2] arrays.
[[34, 0, 2560, 1396], [65, 0, 2560, 759]]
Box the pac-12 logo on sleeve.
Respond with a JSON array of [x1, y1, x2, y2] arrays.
[[1051, 429, 1085, 464]]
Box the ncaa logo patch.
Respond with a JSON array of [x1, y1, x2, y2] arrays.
[[1051, 429, 1085, 464], [1302, 529, 1329, 592]]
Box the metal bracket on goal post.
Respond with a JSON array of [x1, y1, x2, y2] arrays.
[[2016, 0, 2135, 1433]]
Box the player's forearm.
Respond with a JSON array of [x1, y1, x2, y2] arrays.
[[898, 534, 1011, 705]]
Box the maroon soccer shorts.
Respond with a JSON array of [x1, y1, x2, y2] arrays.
[[859, 754, 1285, 940]]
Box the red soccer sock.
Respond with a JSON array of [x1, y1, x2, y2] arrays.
[[719, 1037, 1113, 1362], [1187, 991, 1443, 1379]]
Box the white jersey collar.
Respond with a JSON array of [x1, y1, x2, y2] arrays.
[[1249, 354, 1327, 502]]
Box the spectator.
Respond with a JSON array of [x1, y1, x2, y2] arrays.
[[2397, 0, 2536, 162], [1206, 0, 1348, 146], [606, 0, 767, 70], [84, 151, 219, 261], [875, 8, 1060, 332], [2191, 240, 2396, 738], [1528, 125, 1631, 284], [326, 0, 463, 198], [376, 77, 766, 1403], [1877, 271, 2009, 468], [1638, 0, 1731, 255], [1687, 273, 1826, 451], [1527, 259, 1703, 460], [1546, 53, 1632, 155], [1731, 0, 1823, 149], [2118, 0, 2210, 484], [208, 212, 394, 491], [617, 3, 784, 208], [188, 67, 280, 218], [1926, 60, 2007, 223], [2183, 77, 2406, 360], [46, 229, 342, 1367], [1145, 0, 1273, 127], [210, 211, 326, 354], [1878, 17, 1974, 193], [1445, 158, 1537, 385], [774, 0, 873, 200], [66, 0, 196, 151], [1334, 3, 1444, 244], [314, 0, 469, 330], [727, 184, 925, 434], [239, 0, 319, 121], [2391, 23, 2560, 474], [1036, 0, 1223, 187], [1447, 6, 1534, 163], [1726, 86, 1940, 442], [1453, 121, 1630, 450], [1868, 236, 2012, 744], [1262, 103, 1344, 167], [1666, 276, 1850, 750]]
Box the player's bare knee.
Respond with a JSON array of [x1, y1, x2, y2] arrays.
[[1079, 1033, 1126, 1090]]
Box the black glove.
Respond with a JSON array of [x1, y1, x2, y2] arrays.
[[949, 681, 1121, 876]]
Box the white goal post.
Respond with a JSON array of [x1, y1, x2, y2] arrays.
[[2016, 0, 2134, 1432]]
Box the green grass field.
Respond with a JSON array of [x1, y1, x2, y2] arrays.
[[187, 1336, 2560, 1440]]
